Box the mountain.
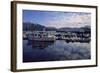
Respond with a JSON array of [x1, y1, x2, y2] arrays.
[[46, 27, 57, 31], [23, 22, 57, 31], [23, 22, 90, 33], [23, 22, 45, 31], [58, 28, 84, 32], [58, 25, 90, 33]]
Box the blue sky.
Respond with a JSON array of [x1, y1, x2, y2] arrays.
[[23, 10, 91, 28]]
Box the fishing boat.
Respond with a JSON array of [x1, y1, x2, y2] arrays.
[[27, 30, 56, 42]]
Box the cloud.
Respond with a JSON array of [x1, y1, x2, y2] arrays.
[[43, 12, 91, 28]]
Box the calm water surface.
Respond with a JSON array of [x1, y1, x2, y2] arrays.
[[23, 40, 91, 62]]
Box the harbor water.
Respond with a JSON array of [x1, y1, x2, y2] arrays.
[[23, 40, 91, 62]]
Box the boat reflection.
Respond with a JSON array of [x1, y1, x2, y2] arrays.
[[27, 40, 55, 49]]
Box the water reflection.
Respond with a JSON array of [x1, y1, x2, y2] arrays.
[[23, 40, 91, 62], [27, 40, 54, 49]]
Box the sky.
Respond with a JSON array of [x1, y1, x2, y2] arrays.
[[23, 10, 91, 28]]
